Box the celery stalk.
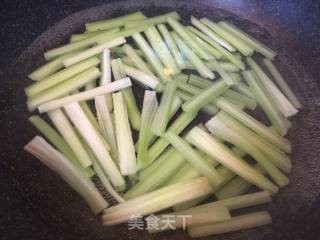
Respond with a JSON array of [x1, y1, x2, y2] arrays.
[[37, 77, 131, 113], [100, 48, 113, 110], [223, 89, 257, 110], [206, 60, 240, 72], [24, 136, 108, 214]]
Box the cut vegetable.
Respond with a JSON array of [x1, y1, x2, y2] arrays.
[[100, 48, 113, 110]]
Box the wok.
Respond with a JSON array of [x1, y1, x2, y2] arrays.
[[1, 0, 320, 239]]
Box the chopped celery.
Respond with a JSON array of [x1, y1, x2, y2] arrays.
[[188, 211, 272, 237], [208, 58, 235, 85], [70, 31, 104, 43], [85, 12, 146, 32], [113, 92, 137, 176], [102, 177, 212, 225], [232, 81, 256, 99], [24, 136, 108, 214], [172, 32, 215, 79], [64, 102, 125, 190], [137, 91, 158, 169], [151, 80, 177, 136], [223, 89, 257, 110], [100, 48, 113, 110], [206, 60, 240, 72], [37, 77, 131, 113]]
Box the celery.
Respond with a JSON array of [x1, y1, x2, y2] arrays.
[[24, 136, 108, 214], [188, 211, 272, 237], [102, 177, 212, 225], [172, 32, 215, 79], [99, 48, 113, 110], [208, 58, 235, 85], [85, 11, 146, 32], [151, 80, 177, 136], [232, 81, 256, 99], [223, 89, 257, 110], [64, 102, 125, 190], [113, 92, 137, 176], [206, 60, 240, 72], [37, 77, 131, 113], [70, 31, 103, 43]]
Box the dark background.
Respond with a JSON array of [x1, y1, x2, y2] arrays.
[[0, 0, 319, 239]]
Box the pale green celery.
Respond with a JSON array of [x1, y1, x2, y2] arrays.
[[112, 92, 137, 176], [188, 211, 272, 237], [48, 108, 92, 168], [186, 127, 279, 194], [111, 46, 144, 57], [223, 89, 257, 110], [124, 12, 180, 29], [63, 37, 126, 67], [125, 149, 185, 199], [157, 24, 186, 69], [28, 49, 87, 81], [232, 81, 256, 99], [206, 115, 289, 187], [218, 21, 277, 59], [122, 44, 154, 75], [95, 96, 118, 161], [247, 57, 298, 118], [102, 177, 212, 225], [187, 74, 214, 89], [25, 57, 100, 97], [145, 26, 180, 75], [85, 12, 146, 32], [190, 16, 236, 52], [262, 58, 302, 108], [150, 206, 230, 233], [188, 26, 245, 70], [206, 61, 240, 72], [100, 48, 113, 110], [24, 136, 108, 214], [168, 17, 212, 60], [64, 102, 125, 189], [216, 111, 292, 173], [148, 112, 197, 163], [132, 32, 172, 83], [37, 77, 131, 113], [27, 67, 100, 111], [85, 80, 96, 90], [137, 91, 158, 169], [172, 32, 215, 79], [215, 164, 266, 199], [151, 81, 177, 136], [214, 97, 292, 153], [111, 59, 141, 130], [123, 64, 162, 90], [164, 132, 222, 186], [182, 80, 229, 113], [201, 17, 254, 56], [70, 31, 103, 43], [243, 70, 288, 135], [207, 58, 235, 85]]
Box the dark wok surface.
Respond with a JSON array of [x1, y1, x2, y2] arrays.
[[1, 1, 320, 239]]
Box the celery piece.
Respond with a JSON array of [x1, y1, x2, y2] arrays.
[[124, 149, 185, 200], [215, 97, 292, 153], [27, 67, 100, 111], [137, 91, 158, 169], [188, 26, 245, 70], [84, 80, 96, 90], [24, 136, 108, 214], [223, 89, 257, 110], [112, 92, 137, 176], [100, 48, 113, 110], [148, 112, 197, 163], [48, 109, 92, 168], [64, 102, 125, 189], [232, 81, 256, 99], [85, 12, 146, 32], [63, 37, 126, 67], [186, 127, 279, 194], [168, 17, 212, 60], [123, 44, 154, 75], [70, 31, 103, 43], [201, 18, 254, 56], [208, 58, 235, 85], [102, 177, 212, 225], [188, 211, 272, 237], [206, 60, 240, 72], [206, 115, 289, 187], [164, 132, 222, 186], [145, 26, 180, 75], [182, 80, 228, 114], [123, 64, 162, 90], [157, 24, 185, 69], [172, 32, 214, 79], [151, 80, 178, 136], [190, 16, 236, 52], [247, 57, 298, 118], [132, 32, 172, 83], [111, 46, 144, 57], [218, 21, 277, 59], [25, 57, 100, 97], [263, 58, 302, 108], [124, 12, 180, 29], [37, 77, 131, 113]]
